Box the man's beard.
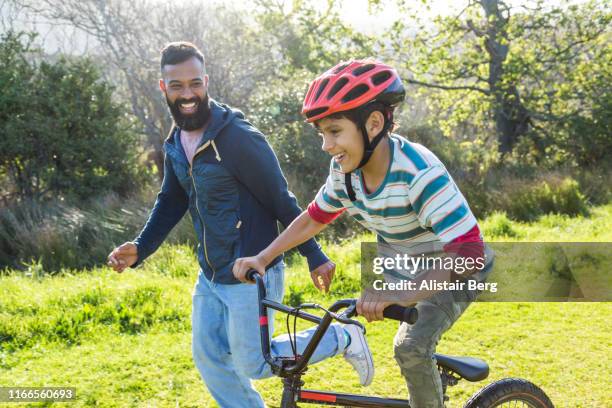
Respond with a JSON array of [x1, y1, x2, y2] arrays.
[[166, 93, 211, 131]]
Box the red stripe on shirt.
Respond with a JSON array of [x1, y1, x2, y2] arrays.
[[443, 225, 484, 259], [307, 201, 345, 224]]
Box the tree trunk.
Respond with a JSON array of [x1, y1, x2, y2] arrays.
[[482, 0, 531, 155]]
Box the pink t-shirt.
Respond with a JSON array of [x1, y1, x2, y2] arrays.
[[180, 129, 204, 166]]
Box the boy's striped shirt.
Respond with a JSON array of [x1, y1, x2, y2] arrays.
[[310, 135, 478, 245]]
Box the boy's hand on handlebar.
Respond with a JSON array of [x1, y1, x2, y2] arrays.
[[310, 261, 336, 293], [233, 255, 267, 283], [357, 289, 393, 322]]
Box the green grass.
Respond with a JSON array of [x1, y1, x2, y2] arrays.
[[1, 205, 612, 407]]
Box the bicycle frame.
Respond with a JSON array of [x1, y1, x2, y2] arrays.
[[250, 272, 413, 407]]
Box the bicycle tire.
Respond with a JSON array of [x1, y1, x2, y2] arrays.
[[463, 377, 554, 408]]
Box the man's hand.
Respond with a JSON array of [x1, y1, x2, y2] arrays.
[[356, 289, 393, 322], [233, 255, 268, 283], [310, 261, 336, 293], [107, 242, 138, 273]]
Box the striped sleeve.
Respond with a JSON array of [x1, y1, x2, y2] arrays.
[[408, 164, 477, 242], [313, 173, 345, 214]]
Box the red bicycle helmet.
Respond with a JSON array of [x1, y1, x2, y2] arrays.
[[302, 60, 406, 202], [302, 59, 405, 123]]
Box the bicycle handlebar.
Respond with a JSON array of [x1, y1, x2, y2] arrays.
[[246, 269, 418, 376], [245, 270, 418, 324], [382, 304, 419, 324]]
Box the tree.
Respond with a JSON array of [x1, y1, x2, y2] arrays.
[[0, 31, 144, 202], [248, 0, 376, 201], [384, 0, 611, 162], [13, 0, 278, 180], [254, 0, 375, 75], [248, 0, 377, 238]]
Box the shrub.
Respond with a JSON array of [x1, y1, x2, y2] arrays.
[[573, 167, 612, 206], [490, 175, 589, 221], [0, 31, 147, 202], [481, 212, 519, 238], [0, 193, 196, 272]]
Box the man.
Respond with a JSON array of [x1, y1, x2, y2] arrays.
[[107, 42, 368, 407]]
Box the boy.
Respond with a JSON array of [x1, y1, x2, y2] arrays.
[[233, 59, 489, 408]]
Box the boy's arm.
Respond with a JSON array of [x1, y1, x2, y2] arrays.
[[233, 211, 327, 282]]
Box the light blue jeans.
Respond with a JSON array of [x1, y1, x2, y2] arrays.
[[192, 262, 347, 408]]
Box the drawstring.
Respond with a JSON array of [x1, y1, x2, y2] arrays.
[[211, 140, 221, 162]]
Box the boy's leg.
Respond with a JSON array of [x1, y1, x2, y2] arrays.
[[393, 287, 477, 408], [224, 262, 347, 380], [192, 272, 266, 408]]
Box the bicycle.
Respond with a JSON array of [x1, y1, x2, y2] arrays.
[[246, 270, 554, 407]]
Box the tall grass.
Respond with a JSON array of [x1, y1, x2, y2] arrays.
[[0, 193, 196, 273], [487, 174, 589, 221]]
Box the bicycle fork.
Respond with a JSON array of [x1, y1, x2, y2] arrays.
[[280, 375, 304, 408]]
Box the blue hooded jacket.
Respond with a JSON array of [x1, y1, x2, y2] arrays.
[[133, 99, 328, 283]]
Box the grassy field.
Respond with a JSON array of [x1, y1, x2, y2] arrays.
[[1, 205, 612, 407]]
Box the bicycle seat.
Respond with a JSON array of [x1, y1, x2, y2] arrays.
[[434, 354, 489, 382]]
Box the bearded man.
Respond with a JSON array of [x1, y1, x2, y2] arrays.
[[107, 42, 343, 407]]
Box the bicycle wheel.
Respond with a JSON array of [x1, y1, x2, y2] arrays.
[[464, 378, 554, 408]]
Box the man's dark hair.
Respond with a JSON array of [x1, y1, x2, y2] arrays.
[[160, 41, 205, 72]]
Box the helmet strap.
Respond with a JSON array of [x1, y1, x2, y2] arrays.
[[344, 108, 393, 202]]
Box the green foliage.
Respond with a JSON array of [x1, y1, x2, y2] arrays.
[[284, 236, 366, 300], [558, 87, 612, 166], [285, 285, 305, 307], [491, 176, 589, 221], [481, 212, 519, 238], [1, 2, 610, 278], [0, 31, 146, 202], [255, 0, 375, 75], [386, 0, 611, 167], [573, 167, 612, 205], [249, 70, 328, 203], [248, 0, 375, 204], [247, 0, 377, 238]]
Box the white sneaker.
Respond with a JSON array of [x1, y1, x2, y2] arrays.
[[342, 324, 374, 386]]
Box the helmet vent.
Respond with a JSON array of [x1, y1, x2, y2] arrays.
[[352, 64, 376, 76], [305, 107, 328, 119], [342, 84, 369, 102], [315, 78, 330, 101], [333, 63, 350, 74], [327, 77, 349, 99], [372, 70, 392, 85]]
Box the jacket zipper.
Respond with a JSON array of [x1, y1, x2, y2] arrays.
[[190, 141, 217, 282]]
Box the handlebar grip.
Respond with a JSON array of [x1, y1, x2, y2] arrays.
[[383, 305, 418, 324], [246, 269, 259, 283]]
